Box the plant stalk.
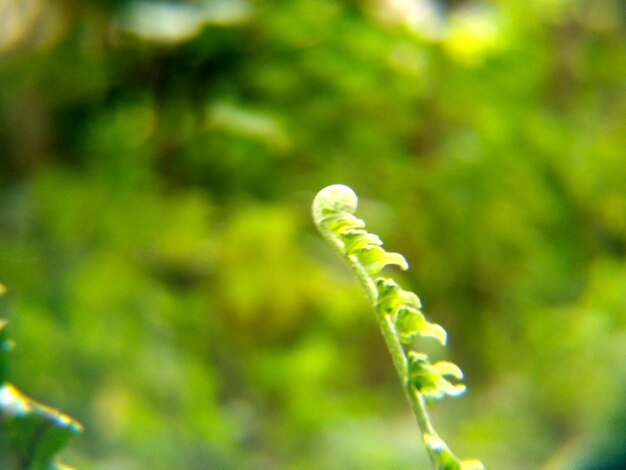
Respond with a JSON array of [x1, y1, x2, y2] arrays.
[[318, 223, 440, 466]]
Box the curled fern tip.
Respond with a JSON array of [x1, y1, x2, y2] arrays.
[[312, 184, 358, 221]]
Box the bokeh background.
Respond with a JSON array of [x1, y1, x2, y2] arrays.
[[1, 0, 625, 468]]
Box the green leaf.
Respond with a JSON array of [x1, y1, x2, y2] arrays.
[[375, 278, 422, 314], [460, 460, 486, 470], [340, 229, 383, 255], [357, 246, 408, 274], [0, 321, 83, 469], [408, 353, 466, 402], [395, 307, 447, 345], [374, 279, 446, 343], [325, 212, 366, 234]]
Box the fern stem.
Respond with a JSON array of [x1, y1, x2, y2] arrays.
[[316, 215, 440, 462], [345, 252, 440, 457]]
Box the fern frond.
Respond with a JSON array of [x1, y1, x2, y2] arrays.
[[313, 184, 483, 470]]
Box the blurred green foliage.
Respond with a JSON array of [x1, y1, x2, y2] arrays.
[[0, 0, 625, 468]]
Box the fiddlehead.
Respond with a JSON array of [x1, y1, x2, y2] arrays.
[[313, 184, 483, 470]]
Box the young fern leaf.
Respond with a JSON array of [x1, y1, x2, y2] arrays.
[[313, 185, 484, 470]]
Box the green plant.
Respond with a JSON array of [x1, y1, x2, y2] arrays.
[[312, 185, 483, 470], [0, 305, 83, 469]]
